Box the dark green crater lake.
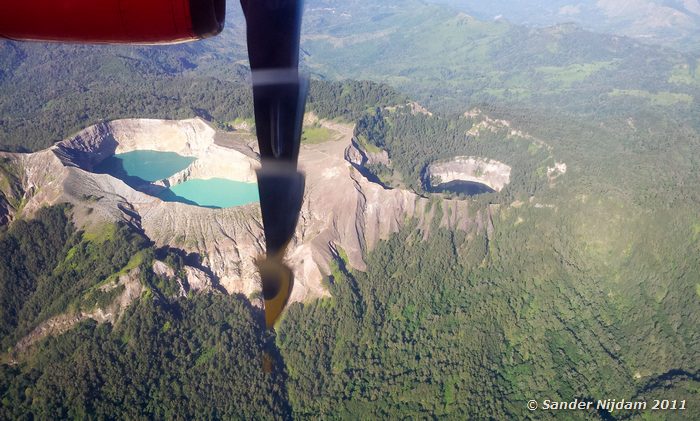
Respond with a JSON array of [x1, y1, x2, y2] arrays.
[[426, 180, 496, 196]]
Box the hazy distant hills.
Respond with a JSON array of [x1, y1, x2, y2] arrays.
[[428, 0, 700, 51], [0, 7, 247, 86], [301, 0, 700, 118], [2, 0, 699, 151], [0, 0, 698, 161]]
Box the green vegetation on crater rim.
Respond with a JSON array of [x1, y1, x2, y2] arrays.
[[354, 106, 553, 198]]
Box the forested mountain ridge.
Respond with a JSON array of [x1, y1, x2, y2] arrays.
[[278, 208, 699, 418], [2, 195, 697, 418]]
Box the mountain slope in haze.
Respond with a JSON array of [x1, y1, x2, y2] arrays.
[[428, 0, 700, 51], [0, 4, 250, 152], [301, 0, 700, 117]]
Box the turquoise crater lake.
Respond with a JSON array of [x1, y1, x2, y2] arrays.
[[159, 178, 259, 208], [95, 150, 196, 183], [94, 150, 259, 208]]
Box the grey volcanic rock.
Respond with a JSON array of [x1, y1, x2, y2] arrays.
[[152, 260, 214, 295], [139, 201, 264, 296], [0, 149, 70, 219], [53, 123, 118, 170], [345, 137, 391, 168], [0, 197, 12, 226], [152, 260, 176, 278], [184, 266, 214, 292], [0, 117, 490, 305]]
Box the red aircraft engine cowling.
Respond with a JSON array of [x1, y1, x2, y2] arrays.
[[0, 0, 225, 44]]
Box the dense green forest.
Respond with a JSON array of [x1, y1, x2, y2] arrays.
[[0, 207, 289, 419], [0, 57, 403, 152], [0, 206, 76, 346], [0, 205, 152, 352], [1, 296, 288, 420], [277, 198, 699, 419], [1, 199, 697, 419]]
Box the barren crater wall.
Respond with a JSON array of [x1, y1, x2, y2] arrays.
[[425, 156, 511, 192], [52, 122, 119, 170], [3, 117, 495, 308]]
